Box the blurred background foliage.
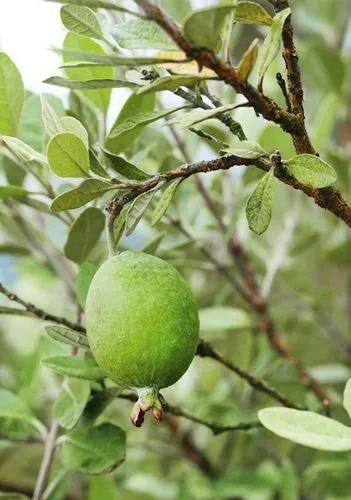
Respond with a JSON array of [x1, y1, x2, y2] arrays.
[[0, 0, 351, 498]]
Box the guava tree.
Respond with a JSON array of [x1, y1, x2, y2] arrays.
[[0, 0, 350, 498]]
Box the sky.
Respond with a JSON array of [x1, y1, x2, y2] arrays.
[[0, 0, 67, 98]]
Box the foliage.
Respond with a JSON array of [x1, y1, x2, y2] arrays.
[[0, 0, 351, 498]]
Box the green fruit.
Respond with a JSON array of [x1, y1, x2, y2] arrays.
[[85, 251, 199, 426]]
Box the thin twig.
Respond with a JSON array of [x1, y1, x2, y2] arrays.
[[32, 421, 60, 500], [0, 283, 299, 409], [196, 340, 303, 410], [32, 305, 82, 499], [134, 0, 351, 229], [0, 282, 85, 332]]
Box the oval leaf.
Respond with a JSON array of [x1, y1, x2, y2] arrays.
[[61, 4, 104, 39], [53, 378, 91, 429], [47, 132, 90, 178], [234, 1, 273, 26], [111, 19, 177, 50], [103, 149, 149, 180], [259, 407, 351, 451], [343, 379, 351, 420], [60, 422, 126, 474], [0, 52, 24, 135], [238, 38, 259, 81], [64, 207, 105, 263], [62, 32, 113, 114], [45, 76, 137, 90], [126, 190, 156, 236], [0, 185, 32, 200], [108, 108, 182, 140], [41, 355, 105, 381], [257, 8, 290, 81], [0, 389, 45, 437], [199, 307, 251, 332], [74, 261, 99, 308], [137, 74, 210, 95], [41, 95, 64, 137], [223, 140, 267, 159], [50, 179, 114, 212], [45, 325, 90, 350], [105, 91, 155, 154], [2, 136, 47, 165], [286, 154, 337, 188], [151, 179, 181, 226], [246, 169, 275, 234], [183, 6, 234, 52]]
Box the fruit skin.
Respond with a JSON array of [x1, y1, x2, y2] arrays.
[[85, 251, 199, 392]]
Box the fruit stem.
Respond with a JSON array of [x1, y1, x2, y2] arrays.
[[106, 213, 117, 258], [131, 387, 163, 427]]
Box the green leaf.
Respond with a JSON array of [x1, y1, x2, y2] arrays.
[[151, 179, 181, 226], [106, 91, 155, 154], [103, 150, 149, 180], [0, 389, 45, 437], [168, 103, 238, 129], [45, 325, 90, 350], [0, 52, 24, 135], [53, 378, 91, 430], [60, 422, 126, 474], [199, 307, 251, 332], [286, 154, 337, 188], [158, 0, 191, 23], [343, 379, 351, 420], [41, 95, 64, 137], [62, 32, 113, 114], [47, 0, 142, 15], [108, 108, 182, 140], [246, 169, 274, 235], [0, 494, 29, 500], [45, 76, 138, 90], [137, 74, 211, 95], [257, 8, 290, 81], [111, 19, 177, 50], [89, 476, 117, 500], [113, 206, 128, 244], [61, 116, 89, 147], [313, 93, 340, 150], [18, 94, 62, 151], [1, 136, 47, 164], [259, 408, 351, 451], [69, 91, 101, 145], [141, 232, 166, 254], [50, 179, 114, 211], [89, 148, 109, 177], [0, 185, 32, 200], [64, 207, 105, 263], [0, 243, 30, 256], [74, 261, 99, 308], [238, 38, 259, 81], [59, 53, 182, 67], [61, 4, 104, 39], [223, 140, 267, 159], [234, 1, 273, 26], [47, 132, 90, 178], [183, 6, 235, 52], [42, 355, 105, 380], [126, 190, 156, 236]]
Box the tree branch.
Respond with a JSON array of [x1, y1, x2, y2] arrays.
[[134, 0, 351, 229], [136, 0, 304, 140], [0, 282, 85, 332], [0, 284, 301, 410]]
